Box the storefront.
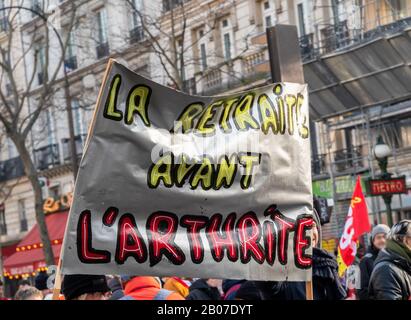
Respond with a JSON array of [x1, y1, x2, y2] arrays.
[[2, 193, 72, 296]]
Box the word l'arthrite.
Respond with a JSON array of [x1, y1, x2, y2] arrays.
[[76, 204, 314, 269]]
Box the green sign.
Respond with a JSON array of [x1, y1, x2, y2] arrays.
[[313, 174, 369, 198]]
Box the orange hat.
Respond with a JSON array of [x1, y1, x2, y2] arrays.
[[163, 277, 190, 298]]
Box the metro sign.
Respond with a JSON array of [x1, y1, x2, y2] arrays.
[[368, 176, 407, 196]]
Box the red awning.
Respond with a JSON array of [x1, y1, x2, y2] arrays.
[[3, 210, 69, 277], [1, 243, 18, 259]]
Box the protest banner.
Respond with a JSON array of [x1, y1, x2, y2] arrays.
[[58, 57, 314, 282]]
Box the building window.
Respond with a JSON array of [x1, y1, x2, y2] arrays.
[[297, 3, 306, 36], [97, 9, 108, 43], [0, 203, 6, 235], [64, 31, 77, 72], [72, 99, 83, 136], [129, 0, 144, 43], [32, 0, 43, 17], [18, 199, 28, 232], [96, 8, 109, 58], [177, 38, 185, 81], [262, 1, 275, 29], [46, 109, 55, 146], [7, 137, 17, 159], [36, 46, 45, 85], [399, 117, 411, 148], [162, 0, 182, 12], [222, 19, 228, 28], [0, 0, 8, 33], [223, 33, 231, 60], [49, 185, 61, 200], [200, 43, 207, 71], [265, 15, 272, 27], [388, 0, 408, 19], [131, 0, 143, 28]]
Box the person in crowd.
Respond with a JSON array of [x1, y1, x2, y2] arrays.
[[14, 286, 43, 300], [17, 279, 31, 291], [61, 274, 110, 300], [107, 275, 124, 300], [120, 276, 184, 300], [163, 277, 191, 298], [0, 280, 11, 300], [271, 209, 346, 300], [235, 281, 274, 300], [34, 271, 53, 300], [369, 220, 411, 300], [222, 279, 245, 300], [186, 278, 222, 300], [357, 224, 390, 300]]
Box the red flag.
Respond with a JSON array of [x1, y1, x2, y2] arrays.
[[337, 176, 371, 276]]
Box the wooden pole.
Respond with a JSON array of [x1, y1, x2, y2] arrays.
[[52, 59, 116, 300], [266, 24, 313, 300], [52, 259, 62, 300], [266, 25, 304, 84]]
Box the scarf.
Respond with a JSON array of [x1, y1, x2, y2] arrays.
[[386, 239, 411, 265]]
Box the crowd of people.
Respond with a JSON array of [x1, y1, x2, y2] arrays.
[[0, 219, 410, 301]]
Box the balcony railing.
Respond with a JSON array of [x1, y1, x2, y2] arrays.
[[301, 16, 411, 61], [96, 42, 110, 59], [61, 134, 87, 162], [34, 144, 60, 171], [0, 156, 25, 182], [299, 33, 315, 61], [130, 26, 144, 44], [204, 68, 222, 91], [64, 56, 78, 72], [333, 146, 364, 173]]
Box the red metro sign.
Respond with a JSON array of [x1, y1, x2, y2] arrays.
[[368, 177, 407, 196]]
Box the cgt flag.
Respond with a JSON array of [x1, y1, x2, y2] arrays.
[[337, 176, 371, 277]]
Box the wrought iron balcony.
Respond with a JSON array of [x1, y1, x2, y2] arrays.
[[299, 33, 315, 61], [312, 154, 328, 176], [0, 156, 25, 182], [33, 144, 60, 171], [333, 146, 364, 173], [130, 26, 144, 44], [61, 134, 87, 163]]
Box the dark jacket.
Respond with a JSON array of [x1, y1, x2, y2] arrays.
[[357, 244, 379, 300], [222, 280, 244, 300], [108, 277, 124, 300], [369, 248, 411, 300], [186, 279, 221, 300], [272, 248, 346, 300], [236, 281, 275, 300]]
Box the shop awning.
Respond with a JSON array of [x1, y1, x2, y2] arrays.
[[1, 243, 18, 259], [3, 210, 69, 278]]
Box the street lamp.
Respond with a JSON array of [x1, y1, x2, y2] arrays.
[[373, 135, 393, 226]]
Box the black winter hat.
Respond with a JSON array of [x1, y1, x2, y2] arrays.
[[35, 271, 49, 291], [61, 274, 110, 300]]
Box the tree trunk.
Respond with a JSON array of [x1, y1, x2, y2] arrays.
[[13, 136, 55, 266]]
